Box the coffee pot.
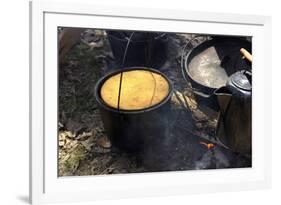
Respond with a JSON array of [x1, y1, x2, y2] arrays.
[[214, 70, 252, 154]]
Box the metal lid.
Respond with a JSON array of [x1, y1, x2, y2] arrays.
[[231, 71, 252, 91]]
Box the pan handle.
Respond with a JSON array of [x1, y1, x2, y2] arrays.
[[240, 48, 252, 63], [192, 89, 212, 98]]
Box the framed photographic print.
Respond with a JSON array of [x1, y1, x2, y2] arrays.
[[29, 0, 272, 204]]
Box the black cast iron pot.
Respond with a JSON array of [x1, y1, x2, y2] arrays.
[[107, 31, 168, 68], [95, 67, 174, 154]]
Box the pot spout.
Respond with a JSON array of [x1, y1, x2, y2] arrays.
[[214, 87, 232, 114]]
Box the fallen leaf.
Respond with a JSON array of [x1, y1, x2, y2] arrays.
[[59, 140, 65, 147], [76, 131, 92, 141], [97, 136, 111, 149]]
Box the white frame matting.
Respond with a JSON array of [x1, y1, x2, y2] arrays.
[[30, 0, 272, 204]]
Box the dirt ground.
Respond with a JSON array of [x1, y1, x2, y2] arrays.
[[58, 29, 251, 176]]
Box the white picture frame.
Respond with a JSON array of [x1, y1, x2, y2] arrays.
[[29, 0, 272, 204]]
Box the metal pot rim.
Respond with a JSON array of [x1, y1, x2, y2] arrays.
[[94, 67, 174, 114], [107, 32, 167, 43]]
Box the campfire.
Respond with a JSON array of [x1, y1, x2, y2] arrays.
[[58, 28, 252, 176]]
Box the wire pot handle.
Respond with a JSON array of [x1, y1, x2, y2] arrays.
[[117, 32, 135, 111]]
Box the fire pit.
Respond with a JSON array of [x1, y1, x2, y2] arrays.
[[58, 29, 252, 176]]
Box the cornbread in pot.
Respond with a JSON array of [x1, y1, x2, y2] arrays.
[[100, 70, 169, 110]]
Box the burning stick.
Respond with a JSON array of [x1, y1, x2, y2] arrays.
[[199, 141, 215, 150]]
